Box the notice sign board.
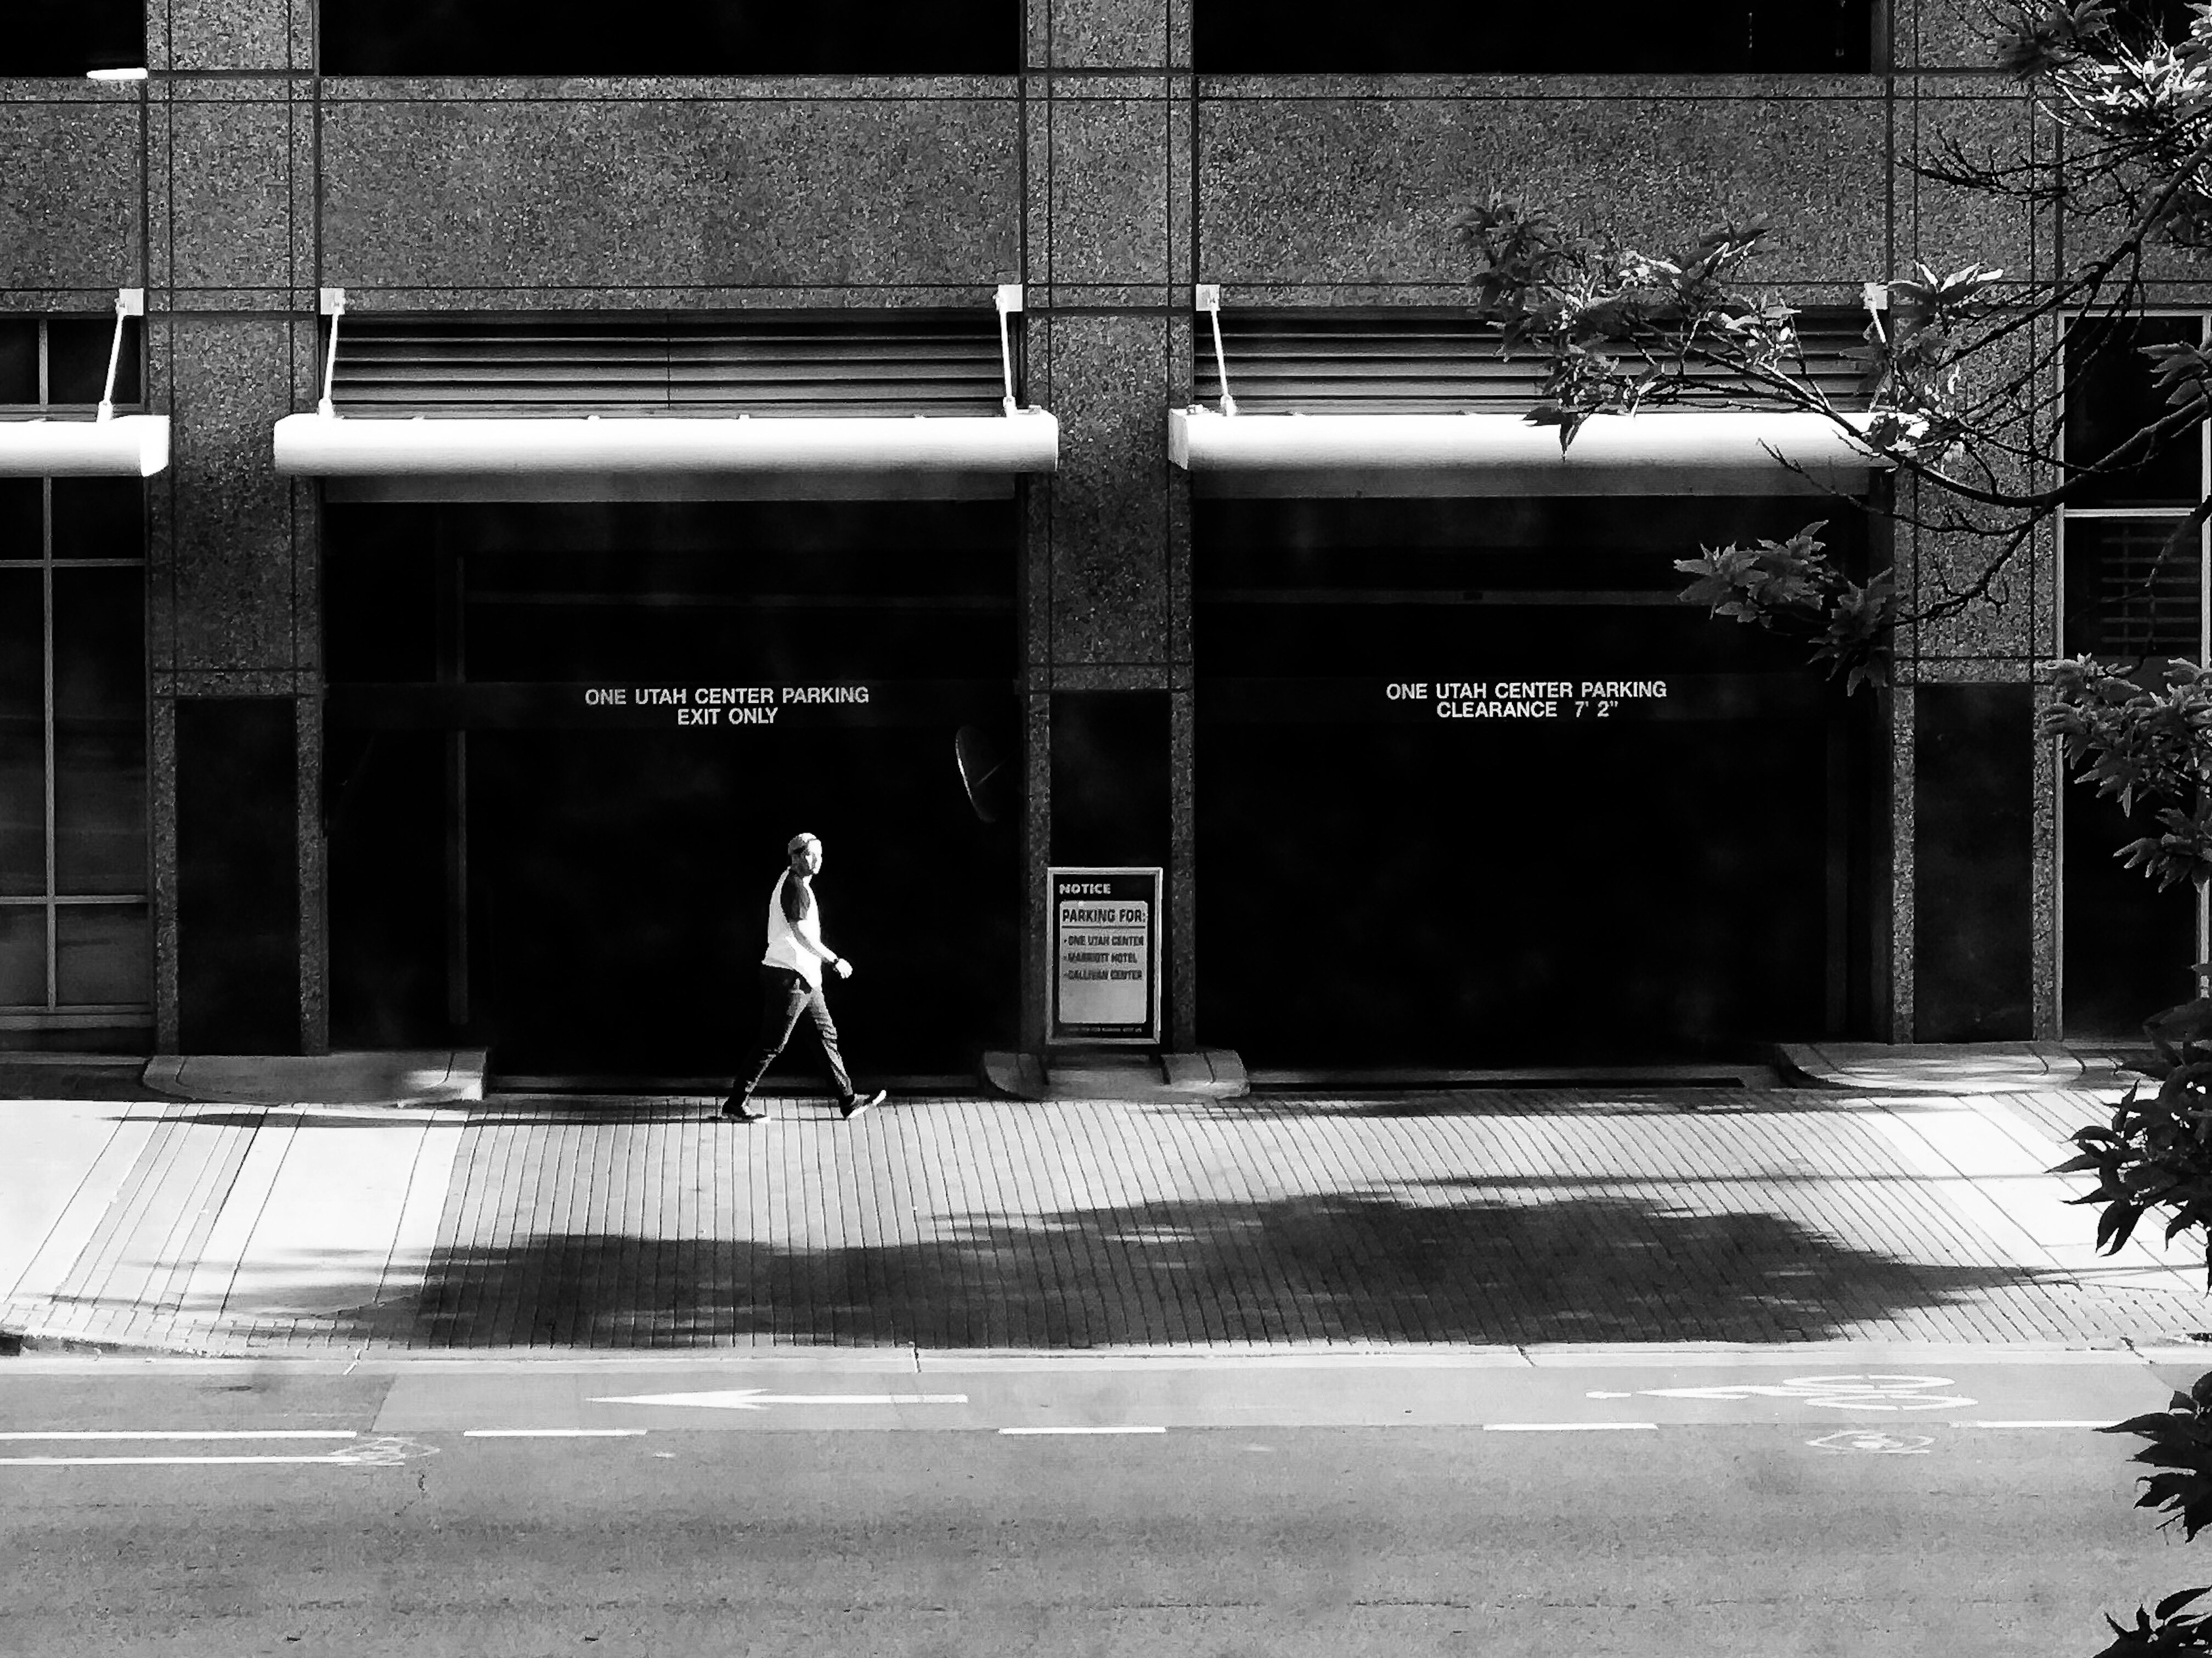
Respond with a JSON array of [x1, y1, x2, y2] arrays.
[[1049, 867, 1162, 1045]]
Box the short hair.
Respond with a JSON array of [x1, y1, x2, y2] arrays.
[[786, 833, 820, 857]]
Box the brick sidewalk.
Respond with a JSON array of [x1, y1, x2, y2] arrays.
[[6, 1082, 2205, 1356]]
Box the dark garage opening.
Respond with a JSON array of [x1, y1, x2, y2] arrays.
[[325, 499, 1021, 1083], [1194, 496, 1881, 1067]]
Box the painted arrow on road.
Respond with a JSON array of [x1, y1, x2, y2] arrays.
[[0, 1435, 436, 1468], [589, 1390, 970, 1411], [1585, 1374, 1976, 1411]]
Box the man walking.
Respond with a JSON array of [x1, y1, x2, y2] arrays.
[[721, 832, 887, 1123]]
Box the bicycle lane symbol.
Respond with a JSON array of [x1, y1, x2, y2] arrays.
[[1807, 1430, 1935, 1454]]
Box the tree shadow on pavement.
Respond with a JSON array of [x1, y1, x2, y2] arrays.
[[393, 1191, 2111, 1350], [1173, 1090, 1881, 1119]]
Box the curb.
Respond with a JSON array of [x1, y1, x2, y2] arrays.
[[1, 1327, 217, 1360], [2, 1337, 2195, 1369]]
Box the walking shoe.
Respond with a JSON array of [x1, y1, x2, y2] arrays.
[[839, 1089, 886, 1121], [719, 1100, 766, 1123]]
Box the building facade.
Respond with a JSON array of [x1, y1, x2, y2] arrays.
[[0, 2, 2164, 1078]]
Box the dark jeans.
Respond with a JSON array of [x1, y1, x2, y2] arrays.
[[727, 966, 855, 1107]]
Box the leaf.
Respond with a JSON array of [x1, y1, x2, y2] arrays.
[[2098, 1203, 2145, 1253], [2157, 1586, 2212, 1621]]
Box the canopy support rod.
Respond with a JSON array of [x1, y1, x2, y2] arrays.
[[318, 287, 347, 417], [96, 288, 143, 423], [995, 285, 1023, 417], [1197, 285, 1237, 416]]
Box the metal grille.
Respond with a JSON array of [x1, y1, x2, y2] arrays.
[[2068, 518, 2204, 658], [331, 312, 1011, 417], [1196, 309, 1872, 416]]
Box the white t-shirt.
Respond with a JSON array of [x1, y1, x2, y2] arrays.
[[760, 869, 826, 988]]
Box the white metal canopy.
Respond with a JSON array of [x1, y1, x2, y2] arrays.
[[0, 416, 170, 477], [273, 286, 1057, 499], [1168, 407, 1888, 496], [273, 410, 1061, 479]]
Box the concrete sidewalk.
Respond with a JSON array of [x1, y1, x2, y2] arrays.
[[3, 1067, 2207, 1358]]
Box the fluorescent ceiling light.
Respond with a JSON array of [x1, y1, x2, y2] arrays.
[[86, 67, 149, 82]]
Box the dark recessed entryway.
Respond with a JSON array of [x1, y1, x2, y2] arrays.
[[1194, 496, 1882, 1067], [325, 499, 1020, 1081]]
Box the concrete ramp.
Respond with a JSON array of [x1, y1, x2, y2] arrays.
[[982, 1049, 1249, 1101], [142, 1049, 487, 1107], [1782, 1042, 2122, 1095]]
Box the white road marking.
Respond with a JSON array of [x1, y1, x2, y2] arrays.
[[1483, 1422, 1660, 1432], [464, 1428, 648, 1438], [998, 1426, 1168, 1436], [0, 1455, 361, 1467], [1630, 1374, 1975, 1411], [0, 1435, 433, 1469], [589, 1390, 969, 1411], [0, 1430, 358, 1441], [1808, 1431, 1934, 1453], [1960, 1419, 2115, 1429]]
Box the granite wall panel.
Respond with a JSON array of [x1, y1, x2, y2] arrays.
[[1199, 73, 1881, 99], [163, 96, 298, 292], [1167, 87, 1193, 290], [0, 98, 144, 292], [1164, 309, 1192, 669], [163, 0, 296, 73], [149, 692, 178, 1051], [1042, 312, 1171, 665], [2032, 693, 2058, 1039], [1026, 0, 1053, 72], [1048, 0, 1173, 70], [1902, 0, 2003, 72], [296, 689, 325, 1053], [1898, 88, 2041, 279], [1908, 526, 2036, 663], [1168, 683, 1194, 1048], [321, 98, 1022, 291], [163, 319, 305, 673], [1046, 97, 1171, 285], [1198, 93, 1887, 286], [1020, 687, 1051, 1049], [291, 0, 317, 77]]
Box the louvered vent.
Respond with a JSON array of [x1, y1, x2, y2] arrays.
[[1197, 310, 1872, 415], [331, 312, 1011, 417]]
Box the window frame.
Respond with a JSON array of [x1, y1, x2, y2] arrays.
[[0, 316, 152, 1038], [2056, 309, 2212, 1022]]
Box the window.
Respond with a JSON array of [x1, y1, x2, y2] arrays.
[[0, 316, 150, 1039], [5, 2, 142, 74], [320, 0, 1018, 75], [2060, 315, 2208, 659], [1196, 0, 1871, 73], [2058, 313, 2209, 1035]]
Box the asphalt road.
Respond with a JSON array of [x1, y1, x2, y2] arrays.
[[3, 1350, 2203, 1657]]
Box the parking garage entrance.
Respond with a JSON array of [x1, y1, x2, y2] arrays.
[[323, 499, 1020, 1084], [1194, 496, 1883, 1068]]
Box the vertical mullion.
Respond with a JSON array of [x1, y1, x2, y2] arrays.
[[2199, 315, 2210, 966], [2055, 316, 2070, 1034], [40, 319, 56, 1010]]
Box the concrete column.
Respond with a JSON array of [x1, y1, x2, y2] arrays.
[[1020, 0, 1197, 1050], [145, 0, 325, 1051]]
